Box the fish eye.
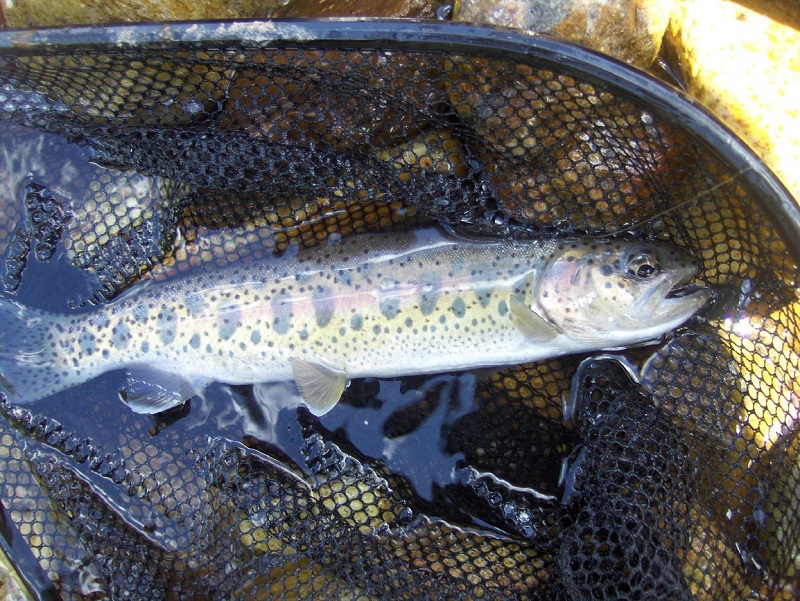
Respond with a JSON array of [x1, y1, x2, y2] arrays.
[[627, 253, 660, 278]]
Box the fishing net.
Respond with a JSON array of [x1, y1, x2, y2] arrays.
[[0, 20, 797, 600]]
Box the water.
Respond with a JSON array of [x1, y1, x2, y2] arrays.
[[2, 116, 783, 599], [0, 126, 569, 541]]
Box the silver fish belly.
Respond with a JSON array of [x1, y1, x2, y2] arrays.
[[0, 228, 710, 415]]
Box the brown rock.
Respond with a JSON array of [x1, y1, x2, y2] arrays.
[[3, 0, 290, 27], [452, 0, 676, 68], [277, 0, 438, 18]]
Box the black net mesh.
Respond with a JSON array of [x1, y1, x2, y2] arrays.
[[0, 22, 797, 600]]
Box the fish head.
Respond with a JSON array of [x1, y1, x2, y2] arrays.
[[534, 239, 711, 346]]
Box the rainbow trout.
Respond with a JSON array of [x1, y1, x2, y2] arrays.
[[0, 228, 710, 415]]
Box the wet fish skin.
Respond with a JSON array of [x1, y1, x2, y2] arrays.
[[0, 228, 710, 415]]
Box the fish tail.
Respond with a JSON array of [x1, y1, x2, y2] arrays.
[[0, 298, 67, 404]]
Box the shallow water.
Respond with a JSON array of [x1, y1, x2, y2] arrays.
[[0, 39, 797, 595], [1, 156, 568, 533], [0, 123, 571, 525]]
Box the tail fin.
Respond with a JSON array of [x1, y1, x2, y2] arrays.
[[0, 298, 67, 404]]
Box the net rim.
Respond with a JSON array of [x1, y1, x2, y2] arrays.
[[0, 18, 797, 599]]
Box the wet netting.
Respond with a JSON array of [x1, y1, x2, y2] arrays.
[[0, 20, 798, 600]]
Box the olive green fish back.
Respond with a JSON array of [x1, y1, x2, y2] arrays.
[[0, 22, 797, 600]]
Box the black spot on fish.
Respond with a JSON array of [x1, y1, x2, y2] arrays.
[[498, 300, 509, 316], [451, 297, 466, 318], [599, 264, 614, 276], [92, 314, 110, 329], [133, 304, 148, 323], [380, 297, 400, 320], [189, 333, 201, 349], [313, 286, 335, 328], [418, 272, 440, 316], [272, 293, 292, 335], [186, 293, 206, 316], [351, 314, 363, 331], [78, 331, 96, 356], [112, 323, 130, 349], [141, 341, 150, 354], [251, 330, 261, 345], [157, 307, 177, 344], [477, 289, 493, 308], [219, 317, 239, 341]]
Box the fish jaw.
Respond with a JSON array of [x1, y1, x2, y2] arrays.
[[601, 276, 711, 347], [631, 267, 712, 328]]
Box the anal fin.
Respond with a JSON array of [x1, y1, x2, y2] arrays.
[[122, 366, 210, 414], [509, 296, 563, 342], [290, 357, 348, 416]]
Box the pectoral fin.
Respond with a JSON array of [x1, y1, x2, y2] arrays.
[[122, 366, 209, 414], [290, 357, 348, 416], [509, 296, 563, 342]]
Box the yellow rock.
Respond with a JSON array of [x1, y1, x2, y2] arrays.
[[667, 0, 800, 204]]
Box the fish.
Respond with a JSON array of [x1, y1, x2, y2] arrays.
[[0, 228, 711, 416]]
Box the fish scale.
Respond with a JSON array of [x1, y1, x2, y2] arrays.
[[0, 228, 710, 415]]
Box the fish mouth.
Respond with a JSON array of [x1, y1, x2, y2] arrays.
[[638, 269, 711, 321], [665, 282, 708, 299]]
